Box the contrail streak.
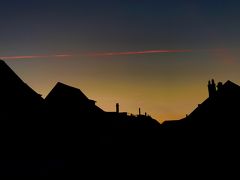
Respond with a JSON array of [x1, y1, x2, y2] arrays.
[[0, 49, 193, 60], [0, 54, 72, 60], [86, 49, 193, 57]]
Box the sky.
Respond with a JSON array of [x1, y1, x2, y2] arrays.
[[1, 0, 240, 122]]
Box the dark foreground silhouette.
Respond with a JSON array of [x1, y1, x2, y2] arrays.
[[0, 60, 238, 177]]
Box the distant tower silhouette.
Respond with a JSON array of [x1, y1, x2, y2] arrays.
[[208, 79, 217, 97], [139, 108, 141, 115], [116, 103, 119, 113]]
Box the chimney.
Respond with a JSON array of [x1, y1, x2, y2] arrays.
[[116, 103, 119, 113], [139, 108, 141, 115], [208, 79, 217, 97]]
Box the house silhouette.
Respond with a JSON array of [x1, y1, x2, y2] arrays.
[[45, 82, 103, 114], [186, 79, 240, 130], [163, 79, 240, 130]]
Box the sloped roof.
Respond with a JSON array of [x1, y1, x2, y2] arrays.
[[0, 60, 43, 108], [45, 82, 94, 102], [189, 80, 240, 119], [224, 80, 240, 88], [221, 80, 240, 93], [45, 82, 103, 113]]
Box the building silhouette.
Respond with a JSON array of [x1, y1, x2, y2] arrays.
[[0, 59, 239, 177], [45, 82, 103, 114], [163, 79, 240, 130], [189, 79, 240, 120]]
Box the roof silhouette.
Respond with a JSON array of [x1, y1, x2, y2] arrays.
[[46, 82, 90, 100], [45, 82, 103, 113], [163, 80, 240, 131], [220, 80, 240, 93], [224, 80, 239, 87], [191, 80, 240, 114], [163, 79, 240, 129], [0, 60, 43, 112]]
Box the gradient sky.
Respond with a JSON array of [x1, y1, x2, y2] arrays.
[[1, 0, 240, 122]]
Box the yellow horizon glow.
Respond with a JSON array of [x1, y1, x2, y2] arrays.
[[5, 51, 240, 123]]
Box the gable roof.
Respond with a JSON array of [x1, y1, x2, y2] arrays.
[[46, 82, 88, 99], [221, 80, 240, 93], [0, 60, 43, 109], [224, 80, 240, 88], [45, 82, 103, 113], [45, 82, 95, 102]]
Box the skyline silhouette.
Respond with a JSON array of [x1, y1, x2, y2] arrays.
[[1, 59, 239, 122], [2, 0, 240, 121], [1, 59, 239, 123], [0, 0, 239, 177], [0, 58, 239, 176]]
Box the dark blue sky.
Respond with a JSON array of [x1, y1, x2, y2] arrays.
[[1, 0, 240, 54], [1, 0, 240, 121]]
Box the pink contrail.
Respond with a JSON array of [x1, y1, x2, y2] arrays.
[[86, 49, 193, 57], [0, 49, 194, 60], [0, 54, 72, 60]]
